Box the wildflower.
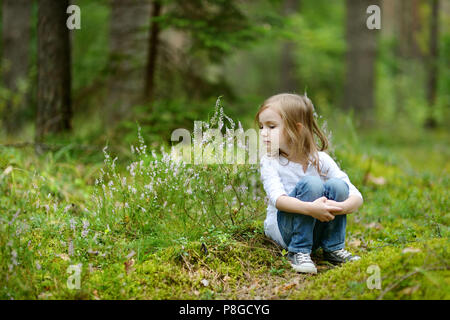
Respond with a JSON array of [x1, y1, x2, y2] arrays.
[[126, 250, 136, 259], [87, 248, 99, 255], [11, 250, 18, 266], [81, 220, 90, 238], [69, 218, 77, 232], [68, 239, 74, 256], [8, 209, 20, 226], [112, 157, 118, 170], [103, 146, 110, 162], [63, 204, 72, 214]]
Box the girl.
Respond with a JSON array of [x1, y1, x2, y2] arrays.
[[255, 93, 363, 274]]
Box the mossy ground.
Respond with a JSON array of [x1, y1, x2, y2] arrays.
[[0, 124, 448, 300]]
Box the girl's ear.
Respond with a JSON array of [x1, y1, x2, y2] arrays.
[[296, 122, 303, 133]]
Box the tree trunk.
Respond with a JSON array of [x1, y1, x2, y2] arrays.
[[424, 0, 439, 129], [381, 0, 396, 37], [396, 0, 422, 60], [144, 0, 162, 106], [280, 0, 300, 93], [1, 0, 32, 135], [36, 0, 72, 145], [106, 0, 151, 125], [343, 0, 380, 124], [393, 0, 423, 116]]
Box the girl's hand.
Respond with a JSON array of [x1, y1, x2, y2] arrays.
[[308, 196, 342, 222], [325, 199, 348, 215]]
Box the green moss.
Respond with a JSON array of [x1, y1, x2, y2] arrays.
[[0, 127, 449, 300], [289, 238, 450, 300]]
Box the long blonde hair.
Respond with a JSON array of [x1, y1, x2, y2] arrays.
[[255, 93, 329, 176]]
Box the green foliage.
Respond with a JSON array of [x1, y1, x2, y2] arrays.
[[0, 0, 449, 299], [72, 0, 110, 93], [290, 238, 450, 300], [157, 0, 280, 63], [0, 99, 448, 299]]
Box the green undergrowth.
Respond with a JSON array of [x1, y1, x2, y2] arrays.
[[290, 237, 449, 300], [0, 121, 448, 300]]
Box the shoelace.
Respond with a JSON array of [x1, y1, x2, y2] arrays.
[[295, 252, 313, 264], [334, 249, 352, 259]]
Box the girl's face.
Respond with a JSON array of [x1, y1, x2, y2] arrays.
[[258, 107, 290, 155]]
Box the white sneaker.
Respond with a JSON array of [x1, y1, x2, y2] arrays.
[[287, 252, 317, 274]]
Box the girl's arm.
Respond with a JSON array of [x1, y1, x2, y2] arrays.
[[326, 195, 363, 215], [276, 195, 343, 222], [276, 195, 312, 214], [260, 155, 343, 222], [320, 152, 364, 214]]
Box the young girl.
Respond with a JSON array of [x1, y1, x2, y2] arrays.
[[255, 93, 363, 274]]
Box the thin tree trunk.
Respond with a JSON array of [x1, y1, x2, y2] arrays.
[[343, 0, 380, 125], [36, 0, 72, 145], [397, 0, 422, 60], [1, 0, 32, 135], [144, 0, 162, 106], [393, 0, 423, 116], [381, 0, 396, 37], [106, 0, 151, 125], [424, 0, 439, 129], [280, 0, 300, 93]]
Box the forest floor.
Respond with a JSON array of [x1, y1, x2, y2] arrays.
[[0, 122, 448, 300]]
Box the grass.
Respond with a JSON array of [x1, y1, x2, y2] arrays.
[[0, 108, 448, 300]]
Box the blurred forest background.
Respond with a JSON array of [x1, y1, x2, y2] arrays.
[[0, 0, 448, 150]]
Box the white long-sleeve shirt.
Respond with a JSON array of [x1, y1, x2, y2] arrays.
[[259, 151, 363, 248]]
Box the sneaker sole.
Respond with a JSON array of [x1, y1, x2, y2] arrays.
[[324, 257, 361, 265], [291, 263, 317, 274]]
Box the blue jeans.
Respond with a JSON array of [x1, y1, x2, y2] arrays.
[[277, 176, 349, 254]]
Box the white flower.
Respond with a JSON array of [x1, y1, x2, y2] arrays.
[[63, 205, 72, 214]]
